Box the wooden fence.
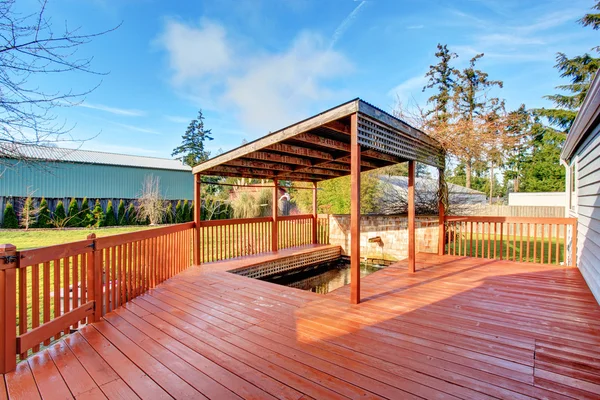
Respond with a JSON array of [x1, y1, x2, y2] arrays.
[[445, 216, 577, 266], [0, 222, 194, 372], [198, 214, 330, 263], [454, 205, 565, 218]]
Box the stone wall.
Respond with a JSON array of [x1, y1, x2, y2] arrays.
[[328, 214, 439, 261]]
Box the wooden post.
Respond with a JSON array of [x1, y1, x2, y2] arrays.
[[438, 199, 445, 256], [0, 244, 17, 373], [408, 161, 416, 273], [86, 233, 102, 322], [312, 182, 318, 244], [272, 179, 279, 252], [194, 174, 202, 265], [350, 113, 361, 304], [571, 221, 577, 268]]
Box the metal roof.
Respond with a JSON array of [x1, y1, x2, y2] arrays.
[[379, 175, 485, 195], [1, 144, 192, 172], [193, 98, 445, 182]]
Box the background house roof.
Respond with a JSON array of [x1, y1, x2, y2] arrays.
[[1, 144, 191, 172], [379, 175, 485, 195]]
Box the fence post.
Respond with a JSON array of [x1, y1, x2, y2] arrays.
[[571, 221, 578, 268], [86, 234, 102, 322], [0, 244, 17, 373]]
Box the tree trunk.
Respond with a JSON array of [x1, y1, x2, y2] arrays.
[[489, 162, 494, 205], [513, 169, 519, 193], [465, 159, 472, 189]]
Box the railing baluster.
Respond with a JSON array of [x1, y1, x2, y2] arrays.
[[31, 263, 40, 353]]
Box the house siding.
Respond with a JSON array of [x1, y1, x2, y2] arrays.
[[574, 123, 600, 302]]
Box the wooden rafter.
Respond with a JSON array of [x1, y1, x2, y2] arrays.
[[244, 151, 312, 167], [266, 143, 333, 160], [323, 120, 350, 135], [224, 159, 294, 172], [291, 133, 350, 152]]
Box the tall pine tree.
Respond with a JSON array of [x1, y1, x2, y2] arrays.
[[172, 109, 213, 167], [536, 2, 600, 131]]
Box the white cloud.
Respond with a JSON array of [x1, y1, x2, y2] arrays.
[[406, 24, 424, 30], [164, 115, 191, 124], [113, 122, 162, 135], [157, 20, 353, 132], [157, 18, 232, 84], [388, 73, 427, 102], [79, 102, 146, 117]]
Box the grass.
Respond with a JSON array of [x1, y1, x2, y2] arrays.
[[446, 233, 566, 265], [1, 226, 153, 249]]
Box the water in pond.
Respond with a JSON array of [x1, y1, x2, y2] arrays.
[[261, 259, 385, 294]]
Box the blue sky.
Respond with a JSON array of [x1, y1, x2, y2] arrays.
[[24, 0, 599, 159]]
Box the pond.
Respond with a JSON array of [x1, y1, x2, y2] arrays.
[[260, 258, 386, 294]]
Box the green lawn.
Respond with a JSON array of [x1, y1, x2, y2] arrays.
[[1, 226, 152, 250], [446, 233, 566, 264]]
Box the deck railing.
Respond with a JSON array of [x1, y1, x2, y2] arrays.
[[444, 216, 577, 266], [0, 222, 194, 372], [198, 214, 330, 263]]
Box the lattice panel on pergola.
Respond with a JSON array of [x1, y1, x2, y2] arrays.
[[357, 115, 444, 169]]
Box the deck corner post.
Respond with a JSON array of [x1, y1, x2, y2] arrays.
[[350, 112, 361, 304], [0, 244, 17, 374], [571, 221, 577, 268], [194, 174, 202, 265], [438, 200, 445, 256], [86, 233, 102, 322], [408, 160, 416, 273], [273, 178, 279, 252], [312, 181, 318, 244]]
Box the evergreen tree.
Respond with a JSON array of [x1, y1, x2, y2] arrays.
[[53, 201, 67, 226], [171, 109, 213, 167], [36, 198, 51, 228], [79, 198, 93, 227], [104, 200, 117, 226], [2, 202, 18, 229], [92, 199, 105, 227], [19, 197, 37, 229], [182, 200, 190, 223], [126, 202, 136, 225], [67, 198, 81, 227], [175, 200, 184, 223], [117, 200, 126, 226], [519, 125, 566, 192], [187, 201, 194, 222], [165, 202, 174, 224], [423, 43, 457, 123], [536, 3, 600, 131]]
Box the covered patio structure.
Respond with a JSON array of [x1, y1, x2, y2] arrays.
[[192, 98, 447, 304]]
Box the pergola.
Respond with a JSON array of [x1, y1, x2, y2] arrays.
[[193, 98, 446, 304]]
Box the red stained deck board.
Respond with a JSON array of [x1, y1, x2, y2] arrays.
[[2, 251, 600, 399]]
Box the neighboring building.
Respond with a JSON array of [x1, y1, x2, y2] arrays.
[[0, 144, 193, 222], [561, 71, 600, 302], [508, 192, 566, 207], [377, 175, 486, 215]]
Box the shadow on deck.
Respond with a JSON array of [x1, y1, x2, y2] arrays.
[[3, 252, 600, 399]]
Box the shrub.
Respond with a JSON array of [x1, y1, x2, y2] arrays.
[[182, 200, 190, 223], [67, 198, 81, 227], [36, 198, 51, 228], [92, 199, 105, 227], [2, 202, 18, 229], [187, 201, 194, 222], [165, 202, 174, 224], [175, 200, 183, 223], [79, 198, 94, 227], [53, 201, 67, 226], [117, 199, 126, 226], [104, 200, 117, 226], [20, 197, 37, 229], [126, 202, 136, 225]]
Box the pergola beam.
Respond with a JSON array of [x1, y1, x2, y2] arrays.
[[244, 152, 313, 167], [266, 143, 333, 160], [292, 132, 350, 152], [224, 159, 295, 172]]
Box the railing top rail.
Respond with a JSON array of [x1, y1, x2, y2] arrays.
[[279, 214, 313, 221], [445, 216, 577, 225], [19, 239, 94, 268], [95, 222, 194, 250], [199, 216, 272, 227]]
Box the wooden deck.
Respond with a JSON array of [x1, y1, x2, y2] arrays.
[[3, 252, 600, 399]]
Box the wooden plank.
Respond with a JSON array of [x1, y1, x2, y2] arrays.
[[408, 160, 415, 273], [46, 340, 98, 397], [17, 302, 94, 354], [243, 151, 312, 167], [350, 112, 361, 304], [5, 362, 41, 399], [291, 132, 350, 152], [19, 240, 93, 268], [266, 143, 333, 160]]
